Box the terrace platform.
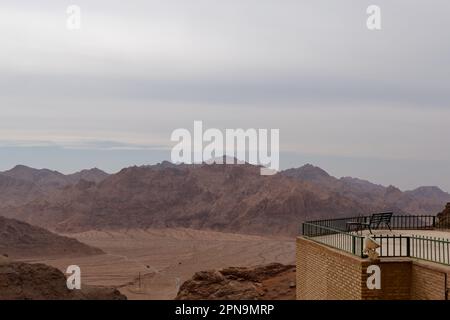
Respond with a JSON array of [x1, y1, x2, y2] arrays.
[[297, 215, 450, 300], [302, 215, 450, 265]]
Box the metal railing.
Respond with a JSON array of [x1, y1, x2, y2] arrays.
[[410, 235, 450, 265], [372, 234, 410, 257], [302, 215, 450, 266], [371, 234, 450, 265], [302, 222, 365, 257], [305, 215, 436, 232], [390, 215, 436, 230]]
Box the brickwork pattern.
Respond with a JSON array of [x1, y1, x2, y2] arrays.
[[361, 261, 411, 300], [296, 237, 362, 300], [411, 264, 446, 300], [297, 236, 450, 300]]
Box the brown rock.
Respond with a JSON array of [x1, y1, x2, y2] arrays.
[[437, 202, 450, 228], [0, 261, 126, 300], [175, 263, 295, 300]]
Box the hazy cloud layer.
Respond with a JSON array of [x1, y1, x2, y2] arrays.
[[0, 0, 449, 190]]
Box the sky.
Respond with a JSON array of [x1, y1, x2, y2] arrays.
[[0, 1, 449, 191]]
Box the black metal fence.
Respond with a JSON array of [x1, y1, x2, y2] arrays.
[[390, 215, 436, 230], [302, 222, 365, 257], [371, 234, 450, 265], [372, 234, 410, 257], [302, 215, 450, 266], [410, 235, 450, 265], [305, 215, 437, 232], [305, 216, 367, 232]]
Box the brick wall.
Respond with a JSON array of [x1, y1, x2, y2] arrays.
[[296, 237, 362, 299], [361, 260, 411, 300], [411, 263, 446, 300], [297, 236, 450, 300]]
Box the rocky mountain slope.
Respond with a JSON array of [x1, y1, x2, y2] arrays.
[[2, 165, 109, 187], [0, 216, 103, 258], [2, 165, 72, 190], [176, 263, 295, 300], [0, 163, 373, 235], [437, 203, 450, 227], [0, 165, 108, 206], [281, 164, 450, 214], [0, 162, 447, 236], [0, 174, 45, 207], [0, 260, 126, 300], [66, 168, 110, 184]]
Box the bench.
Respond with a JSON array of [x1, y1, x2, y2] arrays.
[[346, 212, 393, 235]]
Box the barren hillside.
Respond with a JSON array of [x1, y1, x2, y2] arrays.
[[0, 162, 447, 236], [1, 163, 373, 235], [0, 216, 103, 258], [282, 164, 450, 214]]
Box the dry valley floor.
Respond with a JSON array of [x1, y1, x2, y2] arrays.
[[21, 228, 295, 300]]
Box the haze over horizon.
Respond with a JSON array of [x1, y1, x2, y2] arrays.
[[1, 1, 449, 191]]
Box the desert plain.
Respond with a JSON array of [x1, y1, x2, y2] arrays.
[[19, 228, 295, 300]]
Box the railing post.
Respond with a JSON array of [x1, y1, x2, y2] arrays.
[[352, 236, 356, 255], [407, 237, 411, 257], [360, 237, 364, 258]]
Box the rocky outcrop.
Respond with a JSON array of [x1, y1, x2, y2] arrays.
[[0, 261, 126, 300], [437, 203, 450, 228], [175, 263, 295, 300]]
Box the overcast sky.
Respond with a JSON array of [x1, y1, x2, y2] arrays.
[[0, 0, 449, 191]]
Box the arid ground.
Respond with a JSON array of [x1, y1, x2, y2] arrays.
[[19, 228, 295, 300]]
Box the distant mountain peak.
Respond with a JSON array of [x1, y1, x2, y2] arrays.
[[5, 164, 62, 176], [72, 167, 108, 176], [406, 186, 450, 200], [0, 165, 109, 192], [281, 164, 332, 183], [78, 167, 104, 173], [11, 164, 31, 170], [411, 186, 444, 193], [67, 168, 109, 184], [8, 164, 40, 174], [299, 164, 330, 176], [386, 185, 402, 193]]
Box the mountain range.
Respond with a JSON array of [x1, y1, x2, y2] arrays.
[[281, 164, 450, 215], [0, 162, 448, 236], [0, 165, 108, 206]]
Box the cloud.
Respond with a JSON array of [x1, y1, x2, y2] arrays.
[[0, 139, 169, 151], [0, 0, 449, 189]]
